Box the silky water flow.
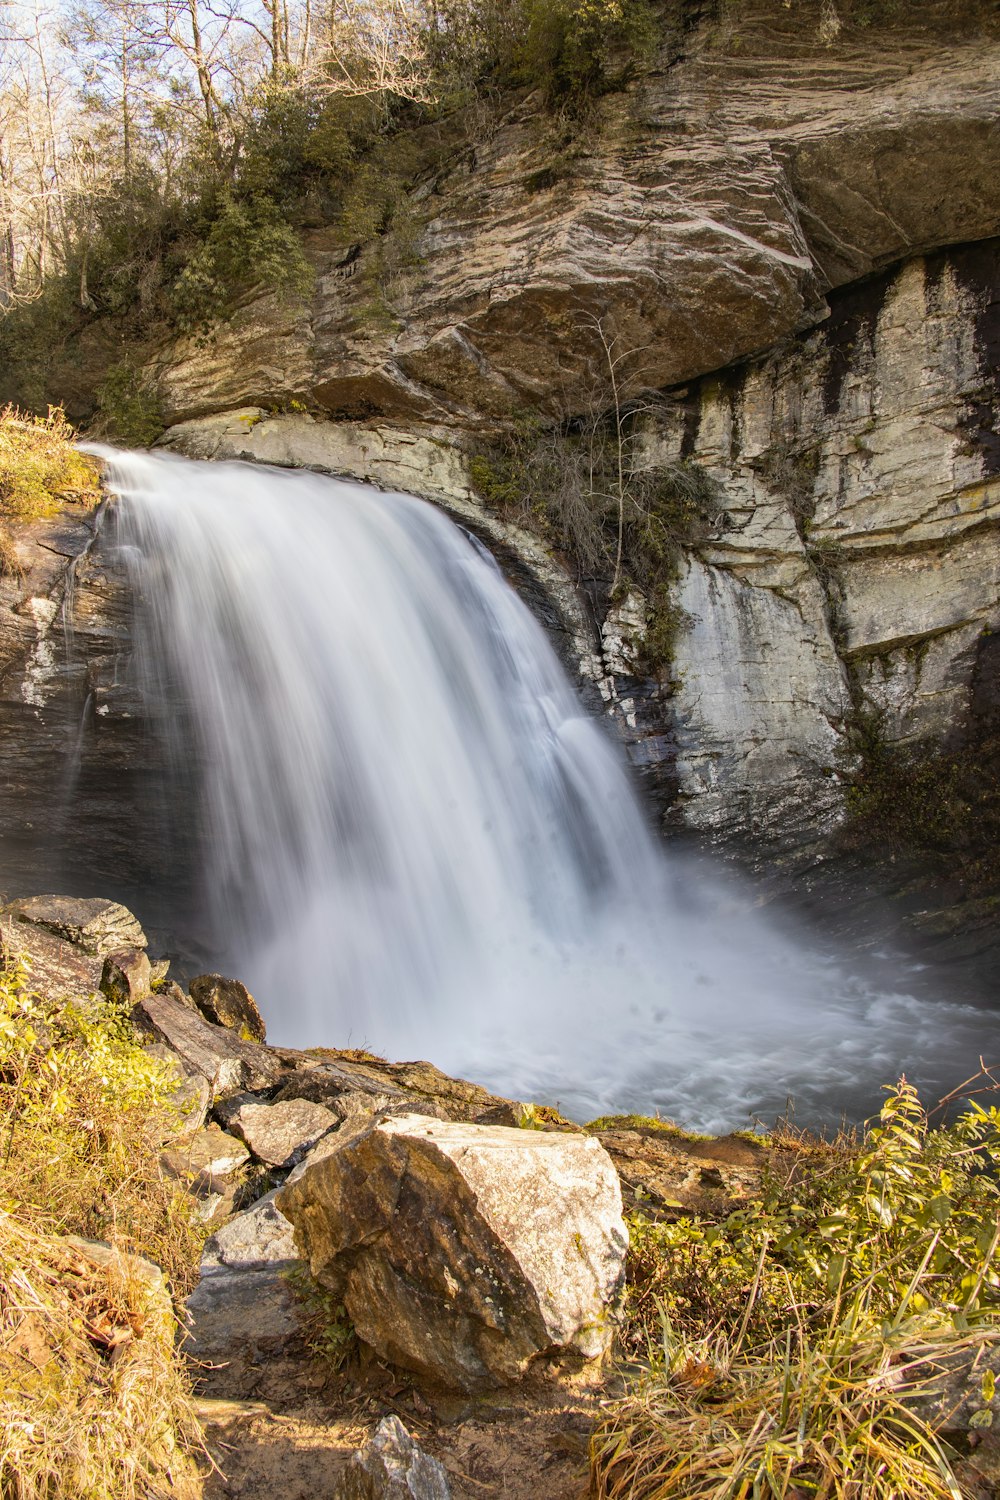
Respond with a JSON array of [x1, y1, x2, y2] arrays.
[[93, 448, 990, 1131]]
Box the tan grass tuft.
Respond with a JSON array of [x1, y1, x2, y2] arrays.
[[0, 1209, 204, 1499]]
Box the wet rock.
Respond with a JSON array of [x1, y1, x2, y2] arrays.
[[333, 1090, 447, 1125], [100, 948, 152, 1007], [1, 895, 147, 955], [337, 1416, 452, 1500], [133, 989, 287, 1099], [276, 1053, 514, 1123], [218, 1096, 340, 1169], [273, 1064, 410, 1111], [278, 1112, 627, 1392], [190, 972, 266, 1042]]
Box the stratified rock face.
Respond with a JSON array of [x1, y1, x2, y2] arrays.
[[163, 238, 1000, 846], [4, 7, 996, 858], [645, 242, 1000, 840], [277, 1113, 627, 1392], [153, 6, 1000, 427], [149, 2, 1000, 849]]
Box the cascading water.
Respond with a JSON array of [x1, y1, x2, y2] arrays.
[[92, 448, 991, 1131]]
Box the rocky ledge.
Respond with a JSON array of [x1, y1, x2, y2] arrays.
[[0, 892, 794, 1497]]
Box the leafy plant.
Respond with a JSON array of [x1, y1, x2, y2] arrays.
[[0, 957, 203, 1291], [285, 1265, 357, 1372], [0, 406, 101, 522], [94, 362, 165, 447], [596, 1079, 1000, 1499], [170, 192, 314, 338]]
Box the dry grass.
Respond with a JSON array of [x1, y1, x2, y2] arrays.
[[591, 1313, 987, 1500], [0, 405, 101, 522], [0, 953, 208, 1496], [0, 1209, 204, 1500]]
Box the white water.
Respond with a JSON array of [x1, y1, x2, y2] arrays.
[[94, 449, 986, 1131]]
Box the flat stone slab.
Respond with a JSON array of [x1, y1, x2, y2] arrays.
[[183, 1264, 300, 1367], [218, 1097, 340, 1168], [134, 990, 288, 1099]]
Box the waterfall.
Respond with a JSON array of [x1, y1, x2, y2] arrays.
[[93, 448, 985, 1130]]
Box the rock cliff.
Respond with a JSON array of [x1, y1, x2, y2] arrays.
[[149, 0, 1000, 848], [1, 1, 997, 857]]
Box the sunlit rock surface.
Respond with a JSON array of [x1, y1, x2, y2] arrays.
[[145, 0, 1000, 847], [152, 7, 1000, 429], [278, 1113, 627, 1392]]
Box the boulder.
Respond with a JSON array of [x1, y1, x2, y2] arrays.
[[277, 1113, 627, 1392], [133, 989, 287, 1099], [1, 895, 146, 955], [272, 1054, 513, 1122], [190, 972, 266, 1042], [337, 1416, 451, 1500], [216, 1096, 340, 1169], [201, 1187, 297, 1272], [0, 916, 103, 1003], [160, 1123, 250, 1196], [100, 948, 152, 1008]]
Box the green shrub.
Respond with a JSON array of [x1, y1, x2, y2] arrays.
[[170, 192, 314, 337], [518, 0, 659, 105], [94, 362, 165, 447], [594, 1079, 1000, 1499], [624, 1080, 1000, 1357]]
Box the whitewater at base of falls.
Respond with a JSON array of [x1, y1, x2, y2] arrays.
[[91, 448, 993, 1133]]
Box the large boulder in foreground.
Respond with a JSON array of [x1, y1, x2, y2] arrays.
[[277, 1113, 626, 1392]]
